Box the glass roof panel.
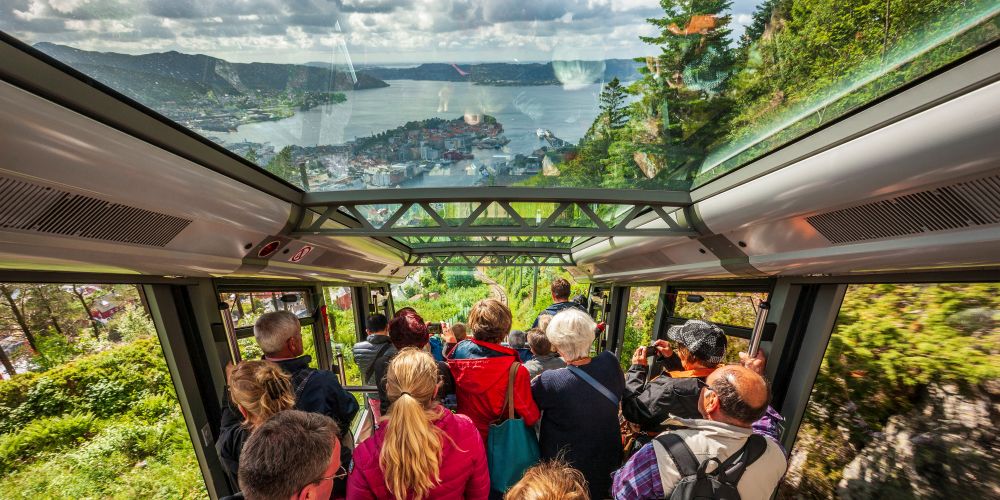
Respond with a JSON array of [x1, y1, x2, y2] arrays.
[[3, 0, 996, 197], [400, 236, 575, 250]]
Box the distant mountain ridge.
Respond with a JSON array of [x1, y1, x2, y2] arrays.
[[33, 42, 389, 96], [352, 60, 644, 85]]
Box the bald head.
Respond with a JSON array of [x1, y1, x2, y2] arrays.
[[701, 365, 770, 426]]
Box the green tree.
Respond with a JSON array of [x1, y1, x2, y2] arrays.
[[244, 146, 259, 164], [265, 146, 298, 185], [0, 284, 39, 353], [598, 77, 629, 131], [634, 0, 737, 181]]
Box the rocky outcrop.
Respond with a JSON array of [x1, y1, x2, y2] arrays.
[[837, 382, 1000, 498]]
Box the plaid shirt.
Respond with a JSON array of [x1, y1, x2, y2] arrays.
[[612, 406, 786, 499]]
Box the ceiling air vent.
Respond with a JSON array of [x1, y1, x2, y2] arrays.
[[806, 174, 1000, 244], [0, 176, 191, 247]]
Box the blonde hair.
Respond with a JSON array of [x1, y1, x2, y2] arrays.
[[381, 348, 446, 500], [229, 360, 295, 430], [468, 299, 512, 344], [505, 459, 590, 500]]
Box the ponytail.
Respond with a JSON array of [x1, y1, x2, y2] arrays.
[[229, 360, 295, 430], [380, 348, 444, 500]]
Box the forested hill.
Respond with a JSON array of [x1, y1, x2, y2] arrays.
[[353, 59, 643, 85], [33, 42, 389, 96]]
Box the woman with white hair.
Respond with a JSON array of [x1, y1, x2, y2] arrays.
[[531, 308, 625, 499]]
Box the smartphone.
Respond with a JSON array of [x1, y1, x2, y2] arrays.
[[428, 322, 443, 335]]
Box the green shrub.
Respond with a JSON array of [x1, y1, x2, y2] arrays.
[[0, 413, 96, 475], [128, 393, 178, 422], [0, 338, 171, 433]]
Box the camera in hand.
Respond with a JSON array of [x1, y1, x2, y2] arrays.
[[428, 322, 443, 335]]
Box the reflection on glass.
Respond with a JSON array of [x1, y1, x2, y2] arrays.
[[5, 1, 997, 192]]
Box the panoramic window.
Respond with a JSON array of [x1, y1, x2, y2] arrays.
[[2, 1, 995, 193], [779, 283, 999, 498], [323, 286, 360, 386], [220, 290, 318, 367], [0, 283, 205, 498], [673, 290, 767, 361], [620, 286, 662, 368]]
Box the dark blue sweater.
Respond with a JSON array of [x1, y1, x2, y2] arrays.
[[531, 352, 625, 499]]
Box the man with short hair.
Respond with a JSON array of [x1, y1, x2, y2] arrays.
[[252, 310, 358, 493], [253, 311, 358, 429], [531, 277, 586, 328], [352, 313, 396, 389], [237, 410, 343, 500], [612, 365, 787, 499]]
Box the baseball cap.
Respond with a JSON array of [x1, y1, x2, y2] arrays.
[[666, 319, 727, 365]]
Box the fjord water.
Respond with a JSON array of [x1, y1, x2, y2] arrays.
[[209, 79, 605, 155]]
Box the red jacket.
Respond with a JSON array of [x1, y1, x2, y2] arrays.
[[347, 408, 490, 500], [448, 340, 540, 440]]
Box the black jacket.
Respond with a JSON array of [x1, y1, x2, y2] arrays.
[[216, 387, 249, 488], [621, 353, 706, 432], [272, 355, 360, 431], [531, 301, 587, 328], [374, 351, 455, 414]]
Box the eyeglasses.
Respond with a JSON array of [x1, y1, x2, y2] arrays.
[[316, 465, 348, 484], [696, 378, 714, 394]]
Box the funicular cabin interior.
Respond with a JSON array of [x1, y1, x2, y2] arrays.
[[1, 2, 999, 498]]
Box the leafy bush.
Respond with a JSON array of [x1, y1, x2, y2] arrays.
[[0, 338, 171, 433], [0, 413, 96, 475]]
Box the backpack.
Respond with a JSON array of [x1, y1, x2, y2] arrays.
[[655, 433, 767, 500]]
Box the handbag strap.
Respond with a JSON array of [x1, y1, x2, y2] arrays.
[[504, 361, 520, 420], [567, 365, 619, 405]]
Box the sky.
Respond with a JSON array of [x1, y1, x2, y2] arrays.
[[1, 0, 764, 64]]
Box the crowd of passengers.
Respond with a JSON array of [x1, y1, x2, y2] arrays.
[[218, 278, 788, 500]]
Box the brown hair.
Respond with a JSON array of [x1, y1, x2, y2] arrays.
[[467, 299, 512, 344], [537, 314, 553, 333], [550, 278, 571, 300], [238, 410, 339, 500], [504, 459, 590, 500], [526, 328, 552, 356], [229, 360, 296, 430], [450, 323, 467, 341]]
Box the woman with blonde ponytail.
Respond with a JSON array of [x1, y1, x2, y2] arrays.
[[348, 348, 489, 500], [215, 360, 295, 487]]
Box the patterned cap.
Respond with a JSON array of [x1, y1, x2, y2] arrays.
[[666, 319, 727, 365]]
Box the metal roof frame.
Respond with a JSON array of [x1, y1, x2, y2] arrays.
[[293, 190, 696, 239], [405, 249, 576, 267]]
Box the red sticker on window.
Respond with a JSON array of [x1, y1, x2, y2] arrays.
[[290, 245, 313, 262]]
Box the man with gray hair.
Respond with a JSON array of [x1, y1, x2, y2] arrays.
[[251, 311, 358, 493], [612, 365, 787, 499], [236, 410, 344, 500]]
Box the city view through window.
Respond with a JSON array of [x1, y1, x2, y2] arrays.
[[3, 0, 997, 196]]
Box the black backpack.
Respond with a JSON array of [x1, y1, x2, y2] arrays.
[[655, 433, 768, 500]]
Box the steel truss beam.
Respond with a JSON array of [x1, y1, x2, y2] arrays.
[[405, 250, 576, 267], [293, 192, 697, 238]]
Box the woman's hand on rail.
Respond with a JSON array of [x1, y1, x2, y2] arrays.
[[739, 350, 767, 376]]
